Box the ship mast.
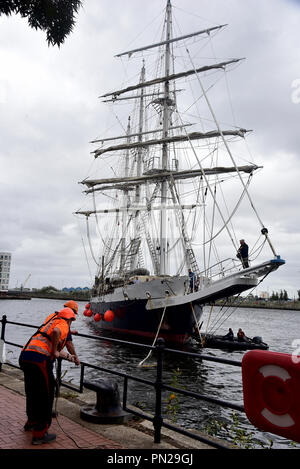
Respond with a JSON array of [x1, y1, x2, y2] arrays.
[[79, 1, 249, 278], [77, 0, 285, 297], [119, 116, 131, 272], [160, 0, 172, 275], [131, 62, 146, 271]]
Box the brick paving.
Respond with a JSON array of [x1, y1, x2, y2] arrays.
[[0, 385, 123, 449]]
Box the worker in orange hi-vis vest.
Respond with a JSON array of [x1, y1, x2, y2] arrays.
[[19, 307, 79, 445]]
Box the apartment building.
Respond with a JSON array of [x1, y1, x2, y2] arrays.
[[0, 252, 11, 291]]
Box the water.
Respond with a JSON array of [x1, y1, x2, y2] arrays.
[[1, 297, 299, 449]]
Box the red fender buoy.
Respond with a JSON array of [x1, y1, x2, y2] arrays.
[[104, 310, 114, 322], [242, 350, 300, 442], [84, 309, 93, 317], [94, 313, 101, 322]]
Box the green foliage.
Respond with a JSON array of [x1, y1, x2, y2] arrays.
[[204, 412, 274, 449], [29, 288, 90, 300], [270, 289, 289, 301], [39, 285, 59, 292], [165, 368, 185, 422], [0, 0, 82, 46]]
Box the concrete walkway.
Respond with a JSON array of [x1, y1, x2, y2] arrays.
[[0, 364, 222, 450]]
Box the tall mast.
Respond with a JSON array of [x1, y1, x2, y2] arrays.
[[160, 0, 172, 275], [135, 62, 146, 204], [120, 116, 131, 272], [131, 62, 146, 270]]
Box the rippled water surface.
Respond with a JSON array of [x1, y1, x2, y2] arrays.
[[1, 298, 299, 449]]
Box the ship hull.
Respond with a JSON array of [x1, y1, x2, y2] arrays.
[[85, 270, 261, 345], [88, 297, 203, 346]]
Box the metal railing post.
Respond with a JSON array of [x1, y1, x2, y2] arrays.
[[123, 376, 128, 410], [55, 358, 62, 396], [0, 315, 7, 372], [153, 337, 165, 443], [79, 363, 85, 393]]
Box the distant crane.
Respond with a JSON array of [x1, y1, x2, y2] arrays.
[[20, 273, 31, 292]]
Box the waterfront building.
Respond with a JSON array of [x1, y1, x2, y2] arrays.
[[260, 291, 270, 299], [0, 252, 11, 292]]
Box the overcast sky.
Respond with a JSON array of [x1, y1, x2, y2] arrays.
[[0, 0, 299, 296]]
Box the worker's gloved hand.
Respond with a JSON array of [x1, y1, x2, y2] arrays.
[[73, 356, 80, 366], [67, 354, 80, 366]]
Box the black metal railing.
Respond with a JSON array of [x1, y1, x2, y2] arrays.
[[0, 314, 245, 450]]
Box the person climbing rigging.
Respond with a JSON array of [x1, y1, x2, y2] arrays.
[[236, 239, 249, 268]]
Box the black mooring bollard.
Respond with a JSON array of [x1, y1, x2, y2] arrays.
[[80, 378, 131, 424]]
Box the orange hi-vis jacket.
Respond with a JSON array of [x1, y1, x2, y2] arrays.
[[24, 313, 70, 357]]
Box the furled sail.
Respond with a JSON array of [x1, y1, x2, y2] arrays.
[[81, 164, 261, 191], [92, 129, 250, 158], [100, 59, 243, 99], [115, 25, 227, 58]]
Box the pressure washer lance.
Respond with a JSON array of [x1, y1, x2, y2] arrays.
[[53, 357, 86, 448], [53, 358, 107, 450]]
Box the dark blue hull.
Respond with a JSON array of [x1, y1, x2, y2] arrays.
[[89, 298, 202, 345]]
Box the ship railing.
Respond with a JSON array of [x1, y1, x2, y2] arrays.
[[1, 314, 245, 450], [199, 258, 244, 283]]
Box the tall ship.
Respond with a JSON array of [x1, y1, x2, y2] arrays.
[[76, 1, 285, 345]]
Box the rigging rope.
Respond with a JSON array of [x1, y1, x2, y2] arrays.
[[138, 296, 169, 367], [207, 271, 271, 336], [85, 216, 99, 267], [185, 47, 279, 260], [203, 174, 252, 247], [174, 97, 241, 258], [75, 216, 93, 283], [190, 302, 202, 340], [249, 237, 267, 261], [205, 304, 214, 336]]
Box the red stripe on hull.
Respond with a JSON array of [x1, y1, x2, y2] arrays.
[[92, 323, 190, 345]]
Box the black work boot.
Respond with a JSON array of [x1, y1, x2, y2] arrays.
[[32, 431, 56, 445]]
